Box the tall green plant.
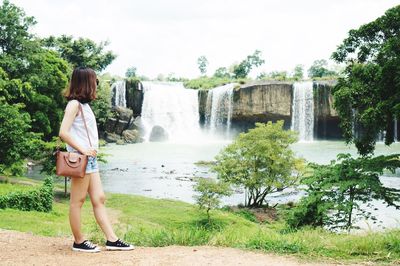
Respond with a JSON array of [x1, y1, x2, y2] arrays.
[[193, 178, 232, 223], [332, 5, 400, 155], [288, 153, 400, 231], [213, 121, 302, 207]]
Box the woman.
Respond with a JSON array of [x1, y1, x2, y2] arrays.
[[59, 67, 134, 253]]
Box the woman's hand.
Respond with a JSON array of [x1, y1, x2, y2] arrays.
[[82, 148, 97, 157]]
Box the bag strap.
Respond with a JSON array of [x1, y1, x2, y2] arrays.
[[56, 102, 92, 153], [78, 103, 92, 147]]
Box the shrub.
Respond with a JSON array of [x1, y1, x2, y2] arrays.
[[193, 178, 232, 223], [0, 176, 53, 212]]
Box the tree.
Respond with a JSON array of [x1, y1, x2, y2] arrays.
[[287, 153, 400, 231], [0, 102, 42, 175], [197, 56, 208, 76], [42, 35, 116, 72], [0, 0, 35, 55], [293, 64, 304, 80], [213, 121, 302, 207], [307, 59, 336, 78], [331, 5, 400, 156], [0, 1, 70, 139], [233, 50, 265, 79], [125, 66, 137, 78], [213, 67, 230, 78], [193, 178, 232, 223]]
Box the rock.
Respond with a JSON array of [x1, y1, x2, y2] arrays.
[[113, 106, 133, 122], [116, 139, 125, 145], [313, 81, 342, 139], [149, 125, 169, 142], [114, 120, 129, 135], [231, 82, 293, 129], [128, 116, 143, 131], [104, 117, 118, 133], [104, 132, 121, 143], [125, 79, 144, 117], [198, 90, 209, 124], [122, 129, 143, 143]]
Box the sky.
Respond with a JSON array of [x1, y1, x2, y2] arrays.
[[10, 0, 400, 79]]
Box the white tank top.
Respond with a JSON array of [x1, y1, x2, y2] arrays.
[[66, 100, 99, 152]]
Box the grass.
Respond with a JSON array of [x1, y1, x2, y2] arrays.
[[0, 178, 400, 264], [184, 76, 248, 90]]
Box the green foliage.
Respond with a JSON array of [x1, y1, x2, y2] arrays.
[[125, 66, 137, 78], [0, 103, 43, 175], [331, 5, 400, 155], [258, 70, 289, 81], [0, 176, 53, 212], [197, 55, 209, 75], [293, 64, 304, 81], [2, 187, 400, 263], [233, 50, 265, 78], [213, 67, 230, 78], [42, 35, 116, 72], [287, 153, 400, 231], [307, 59, 337, 78], [213, 121, 301, 207], [184, 76, 247, 90], [193, 178, 232, 223], [0, 0, 36, 55], [91, 78, 112, 132]]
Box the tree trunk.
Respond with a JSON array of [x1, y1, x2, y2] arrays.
[[347, 186, 355, 232]]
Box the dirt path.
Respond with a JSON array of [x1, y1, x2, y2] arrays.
[[0, 229, 356, 266]]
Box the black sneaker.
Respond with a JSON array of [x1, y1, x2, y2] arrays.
[[72, 240, 101, 253], [105, 239, 134, 251]]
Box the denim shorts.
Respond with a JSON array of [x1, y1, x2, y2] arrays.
[[86, 156, 99, 174]]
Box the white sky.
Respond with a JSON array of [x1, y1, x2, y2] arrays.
[[10, 0, 400, 79]]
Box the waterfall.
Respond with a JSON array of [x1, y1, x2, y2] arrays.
[[291, 81, 314, 142], [140, 81, 202, 142], [111, 80, 126, 107], [205, 83, 235, 136]]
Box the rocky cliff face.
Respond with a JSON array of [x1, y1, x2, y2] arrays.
[[313, 81, 341, 139], [231, 82, 293, 130], [125, 79, 143, 116]]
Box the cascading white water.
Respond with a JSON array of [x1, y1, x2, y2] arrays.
[[291, 81, 314, 142], [141, 81, 202, 142], [111, 80, 126, 107], [205, 83, 235, 136]]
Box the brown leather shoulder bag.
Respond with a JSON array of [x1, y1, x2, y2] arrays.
[[56, 103, 92, 178]]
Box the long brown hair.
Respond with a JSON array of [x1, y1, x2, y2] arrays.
[[65, 67, 97, 103]]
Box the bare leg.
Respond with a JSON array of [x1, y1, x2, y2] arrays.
[[88, 172, 118, 242], [69, 175, 90, 244]]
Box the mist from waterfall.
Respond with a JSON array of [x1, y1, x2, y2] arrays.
[[111, 80, 127, 107], [140, 82, 203, 142], [205, 83, 235, 138], [291, 81, 314, 142]]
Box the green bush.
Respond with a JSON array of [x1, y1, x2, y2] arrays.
[[0, 176, 53, 212]]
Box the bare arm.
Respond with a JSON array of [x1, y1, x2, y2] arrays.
[[59, 100, 97, 157]]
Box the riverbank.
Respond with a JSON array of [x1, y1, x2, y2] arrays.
[[0, 178, 399, 265]]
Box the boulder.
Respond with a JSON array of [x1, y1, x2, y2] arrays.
[[116, 139, 125, 145], [128, 116, 143, 131], [122, 129, 143, 143], [149, 125, 169, 142], [113, 106, 133, 122], [114, 120, 129, 135], [104, 117, 117, 133], [104, 132, 121, 143]]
